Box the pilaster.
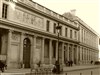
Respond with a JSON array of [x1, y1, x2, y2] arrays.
[[80, 46, 82, 64], [67, 44, 69, 61], [30, 36, 34, 68], [7, 30, 12, 68], [19, 32, 24, 68], [62, 42, 64, 65], [72, 45, 74, 62], [56, 41, 58, 61], [76, 46, 78, 65], [41, 37, 45, 65], [33, 35, 37, 64], [49, 39, 52, 64]]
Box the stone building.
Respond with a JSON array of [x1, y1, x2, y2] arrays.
[[0, 0, 99, 69]]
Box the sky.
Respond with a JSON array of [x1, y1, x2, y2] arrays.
[[32, 0, 100, 57]]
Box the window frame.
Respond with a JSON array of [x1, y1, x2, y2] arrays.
[[46, 20, 50, 32], [2, 3, 8, 19]]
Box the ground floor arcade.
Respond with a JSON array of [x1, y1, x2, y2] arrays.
[[0, 28, 98, 69]]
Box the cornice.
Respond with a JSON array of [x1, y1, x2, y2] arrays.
[[79, 42, 99, 52], [15, 2, 79, 30], [76, 16, 99, 36]]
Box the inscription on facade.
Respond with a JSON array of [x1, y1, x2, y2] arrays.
[[15, 9, 43, 29]]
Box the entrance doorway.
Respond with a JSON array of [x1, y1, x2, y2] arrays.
[[23, 38, 31, 68]]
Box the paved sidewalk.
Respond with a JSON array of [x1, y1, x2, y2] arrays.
[[63, 65, 100, 72], [0, 65, 99, 75]]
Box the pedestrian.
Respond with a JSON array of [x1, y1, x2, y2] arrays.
[[70, 60, 73, 67], [68, 61, 70, 67], [52, 61, 57, 74], [37, 61, 41, 67], [52, 64, 57, 73], [91, 60, 93, 64], [0, 60, 6, 72], [65, 59, 68, 66]]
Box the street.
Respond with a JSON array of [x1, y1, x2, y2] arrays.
[[65, 66, 100, 75], [0, 65, 99, 75]]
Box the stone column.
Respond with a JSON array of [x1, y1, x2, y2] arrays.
[[56, 41, 58, 61], [76, 46, 78, 65], [80, 46, 82, 64], [86, 49, 88, 64], [19, 33, 24, 68], [62, 42, 64, 65], [87, 49, 89, 63], [90, 50, 91, 61], [33, 35, 37, 65], [41, 37, 45, 65], [30, 36, 34, 68], [78, 46, 80, 64], [85, 49, 86, 64], [7, 30, 12, 68], [84, 48, 85, 64], [72, 45, 74, 62], [67, 44, 69, 61], [89, 50, 90, 62], [83, 48, 85, 64], [49, 39, 52, 64]]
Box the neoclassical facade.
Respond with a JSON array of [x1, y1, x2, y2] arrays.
[[0, 0, 99, 69]]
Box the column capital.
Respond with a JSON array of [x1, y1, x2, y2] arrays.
[[8, 29, 13, 33], [49, 39, 52, 42], [34, 34, 38, 38], [21, 32, 25, 35]]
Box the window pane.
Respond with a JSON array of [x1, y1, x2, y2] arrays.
[[2, 3, 8, 19], [65, 28, 67, 37], [46, 20, 50, 32], [54, 23, 56, 33], [70, 30, 72, 38]]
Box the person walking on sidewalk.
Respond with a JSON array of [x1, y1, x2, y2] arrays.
[[70, 60, 73, 67]]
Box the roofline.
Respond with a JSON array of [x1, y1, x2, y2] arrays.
[[75, 16, 99, 36]]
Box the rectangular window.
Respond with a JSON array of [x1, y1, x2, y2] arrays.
[[46, 20, 50, 32], [82, 29, 83, 42], [53, 23, 56, 34], [2, 3, 8, 19], [74, 31, 77, 39], [70, 30, 72, 38], [44, 40, 49, 58], [59, 26, 62, 35], [65, 28, 68, 37]]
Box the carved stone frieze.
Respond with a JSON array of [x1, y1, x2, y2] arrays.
[[14, 9, 44, 29], [11, 32, 20, 42]]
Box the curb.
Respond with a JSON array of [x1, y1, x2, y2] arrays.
[[63, 65, 100, 72]]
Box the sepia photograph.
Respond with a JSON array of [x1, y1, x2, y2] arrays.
[[0, 0, 100, 75]]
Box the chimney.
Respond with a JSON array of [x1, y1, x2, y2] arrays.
[[70, 9, 76, 16]]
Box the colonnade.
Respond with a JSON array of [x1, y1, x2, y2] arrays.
[[6, 29, 98, 68]]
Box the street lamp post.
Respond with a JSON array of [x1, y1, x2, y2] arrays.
[[56, 23, 62, 74]]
